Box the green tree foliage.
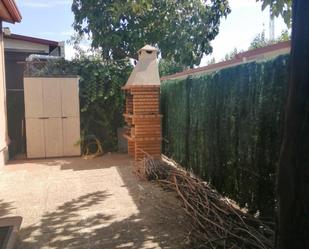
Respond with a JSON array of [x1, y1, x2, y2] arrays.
[[256, 0, 292, 26], [277, 29, 290, 42], [159, 59, 184, 77], [249, 31, 270, 50], [206, 57, 216, 65], [249, 30, 290, 50], [71, 0, 231, 67], [220, 30, 290, 62], [161, 55, 290, 217], [223, 47, 243, 61]]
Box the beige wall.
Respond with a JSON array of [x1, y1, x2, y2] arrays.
[[0, 25, 8, 166], [4, 38, 50, 53]]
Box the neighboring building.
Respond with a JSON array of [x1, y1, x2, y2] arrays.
[[0, 0, 21, 166], [4, 31, 65, 56], [161, 41, 291, 81], [3, 32, 64, 158]]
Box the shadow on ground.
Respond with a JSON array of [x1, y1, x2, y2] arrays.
[[12, 155, 189, 249], [0, 200, 15, 218]]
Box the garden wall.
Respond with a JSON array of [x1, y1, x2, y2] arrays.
[[161, 55, 290, 217]]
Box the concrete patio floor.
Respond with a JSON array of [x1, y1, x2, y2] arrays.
[[0, 153, 189, 249]]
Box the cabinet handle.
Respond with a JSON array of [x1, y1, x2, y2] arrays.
[[62, 117, 68, 119], [39, 117, 49, 119]]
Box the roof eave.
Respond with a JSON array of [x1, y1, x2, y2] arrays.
[[2, 0, 22, 23], [5, 33, 59, 46]]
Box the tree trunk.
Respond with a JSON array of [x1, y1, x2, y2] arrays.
[[277, 1, 309, 248]]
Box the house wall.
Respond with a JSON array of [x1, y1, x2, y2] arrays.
[[4, 39, 63, 158], [5, 52, 29, 157], [0, 23, 9, 166], [4, 38, 50, 53]]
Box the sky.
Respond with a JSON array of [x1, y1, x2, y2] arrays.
[[5, 0, 289, 66]]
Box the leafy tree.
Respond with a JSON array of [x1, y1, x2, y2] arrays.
[[223, 47, 242, 61], [256, 0, 292, 26], [276, 29, 290, 42], [206, 57, 216, 65], [159, 59, 184, 77], [249, 30, 269, 49], [249, 30, 290, 50], [72, 0, 230, 67]]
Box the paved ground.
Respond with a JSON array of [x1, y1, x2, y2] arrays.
[[0, 154, 189, 249]]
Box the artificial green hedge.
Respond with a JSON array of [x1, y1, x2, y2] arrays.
[[161, 55, 290, 217]]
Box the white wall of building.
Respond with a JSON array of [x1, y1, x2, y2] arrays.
[[0, 27, 8, 166]]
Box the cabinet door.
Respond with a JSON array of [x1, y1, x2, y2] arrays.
[[42, 78, 62, 117], [62, 117, 81, 156], [61, 78, 80, 117], [26, 118, 45, 158], [44, 118, 63, 157], [24, 78, 44, 118]]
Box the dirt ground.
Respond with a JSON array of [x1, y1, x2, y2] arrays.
[[0, 153, 190, 249]]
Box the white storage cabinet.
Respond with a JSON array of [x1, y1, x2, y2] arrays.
[[24, 77, 81, 158]]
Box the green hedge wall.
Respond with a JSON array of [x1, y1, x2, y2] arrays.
[[161, 55, 290, 217]]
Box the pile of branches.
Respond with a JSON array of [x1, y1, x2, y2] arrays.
[[136, 156, 274, 249]]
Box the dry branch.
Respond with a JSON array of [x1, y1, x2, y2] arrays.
[[136, 156, 274, 249]]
